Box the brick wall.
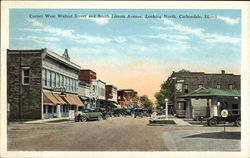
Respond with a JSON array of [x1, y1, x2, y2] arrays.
[[7, 50, 43, 119]]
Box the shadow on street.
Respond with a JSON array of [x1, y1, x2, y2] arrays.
[[183, 131, 241, 140]]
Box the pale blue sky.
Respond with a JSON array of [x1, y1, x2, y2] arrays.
[[9, 9, 241, 99]]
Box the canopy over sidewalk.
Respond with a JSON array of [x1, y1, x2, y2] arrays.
[[180, 88, 240, 98]]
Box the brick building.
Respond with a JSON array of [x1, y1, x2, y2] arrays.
[[78, 69, 96, 84], [165, 70, 241, 118], [117, 89, 138, 108], [7, 48, 84, 119], [105, 85, 118, 102]]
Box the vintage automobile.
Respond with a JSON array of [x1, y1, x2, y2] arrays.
[[134, 108, 144, 118], [143, 108, 153, 117], [95, 108, 112, 120], [207, 114, 241, 127], [74, 109, 103, 122], [112, 108, 126, 117]]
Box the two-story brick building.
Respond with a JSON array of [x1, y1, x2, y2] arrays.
[[117, 89, 139, 108], [165, 69, 241, 118], [7, 48, 84, 119]]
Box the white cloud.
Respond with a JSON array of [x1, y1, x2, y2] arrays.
[[22, 18, 125, 44], [152, 19, 240, 44], [217, 16, 240, 25], [26, 18, 44, 27], [145, 34, 189, 43], [11, 36, 60, 47], [203, 33, 241, 44]]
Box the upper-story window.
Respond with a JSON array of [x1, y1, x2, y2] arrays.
[[22, 67, 30, 85], [52, 72, 56, 87], [47, 70, 51, 87], [61, 75, 64, 87], [56, 73, 60, 87], [216, 84, 221, 89], [42, 69, 46, 86], [184, 84, 188, 93], [44, 69, 47, 86], [228, 84, 233, 90]]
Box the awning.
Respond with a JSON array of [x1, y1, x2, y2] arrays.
[[65, 94, 84, 106], [43, 92, 60, 105], [52, 93, 67, 104], [181, 88, 241, 98]]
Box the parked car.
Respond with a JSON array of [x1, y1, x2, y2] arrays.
[[143, 108, 153, 117], [134, 108, 144, 118], [74, 109, 103, 122], [97, 108, 112, 120], [112, 108, 126, 117], [207, 114, 241, 127]]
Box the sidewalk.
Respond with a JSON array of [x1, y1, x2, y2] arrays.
[[163, 129, 241, 151], [152, 115, 192, 126], [24, 117, 73, 124], [172, 118, 191, 126]]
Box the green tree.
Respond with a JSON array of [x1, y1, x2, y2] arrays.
[[154, 82, 169, 108], [139, 95, 153, 109]]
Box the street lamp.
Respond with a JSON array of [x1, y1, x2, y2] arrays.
[[165, 98, 168, 120]]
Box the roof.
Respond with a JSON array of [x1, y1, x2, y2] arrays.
[[181, 88, 240, 98], [46, 49, 81, 71]]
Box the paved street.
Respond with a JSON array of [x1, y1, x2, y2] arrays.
[[8, 117, 240, 151]]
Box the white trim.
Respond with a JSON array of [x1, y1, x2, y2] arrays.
[[22, 67, 30, 85]]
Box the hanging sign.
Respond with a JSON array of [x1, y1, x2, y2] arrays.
[[221, 109, 229, 118]]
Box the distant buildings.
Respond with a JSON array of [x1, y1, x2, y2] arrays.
[[165, 70, 241, 118], [117, 89, 139, 108], [106, 85, 118, 102]]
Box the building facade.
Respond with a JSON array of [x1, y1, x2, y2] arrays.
[[117, 89, 138, 108], [165, 69, 241, 118], [105, 85, 118, 102], [7, 48, 84, 119]]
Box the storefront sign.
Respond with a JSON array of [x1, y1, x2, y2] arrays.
[[221, 109, 228, 118], [53, 87, 66, 92]]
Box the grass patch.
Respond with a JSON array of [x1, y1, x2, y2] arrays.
[[149, 120, 176, 124], [47, 119, 72, 123]]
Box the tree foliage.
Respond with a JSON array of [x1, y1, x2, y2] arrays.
[[139, 95, 153, 109], [154, 82, 169, 108]]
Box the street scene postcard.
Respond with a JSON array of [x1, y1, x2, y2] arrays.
[[1, 1, 250, 158]]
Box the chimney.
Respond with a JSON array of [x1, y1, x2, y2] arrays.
[[221, 70, 225, 74]]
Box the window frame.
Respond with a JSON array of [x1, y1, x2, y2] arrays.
[[22, 67, 31, 85]]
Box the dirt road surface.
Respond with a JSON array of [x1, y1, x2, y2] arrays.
[[7, 117, 240, 151]]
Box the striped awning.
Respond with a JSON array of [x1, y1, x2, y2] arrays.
[[43, 92, 60, 105], [52, 93, 67, 104], [64, 94, 84, 106]]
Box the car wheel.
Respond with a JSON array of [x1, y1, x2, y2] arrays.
[[82, 117, 87, 122], [234, 119, 241, 127], [208, 119, 217, 126], [98, 116, 103, 121]]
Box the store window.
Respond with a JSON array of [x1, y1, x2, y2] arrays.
[[22, 67, 30, 85], [48, 106, 52, 113], [216, 84, 221, 89]]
